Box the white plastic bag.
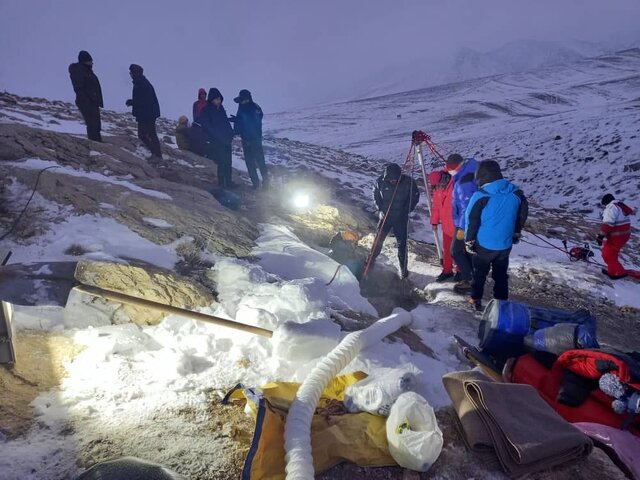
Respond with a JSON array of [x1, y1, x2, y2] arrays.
[[343, 369, 416, 416], [386, 391, 443, 472]]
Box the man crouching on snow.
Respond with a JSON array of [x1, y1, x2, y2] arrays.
[[464, 160, 528, 311], [597, 194, 634, 280]]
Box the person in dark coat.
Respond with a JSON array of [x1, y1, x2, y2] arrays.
[[370, 163, 420, 278], [464, 160, 528, 311], [125, 64, 162, 158], [446, 153, 478, 294], [231, 89, 268, 188], [200, 88, 234, 188], [192, 88, 207, 123], [68, 50, 103, 142]]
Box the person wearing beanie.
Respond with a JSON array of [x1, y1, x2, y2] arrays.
[[463, 160, 528, 310], [370, 163, 420, 279], [192, 88, 207, 124], [175, 115, 190, 151], [231, 89, 268, 189], [125, 64, 162, 159], [597, 193, 634, 279], [445, 153, 478, 293], [428, 169, 457, 282], [200, 88, 235, 188], [68, 50, 103, 141]]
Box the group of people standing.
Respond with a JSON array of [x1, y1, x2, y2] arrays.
[[68, 50, 267, 189], [68, 51, 162, 158], [176, 87, 268, 189], [370, 155, 528, 311]]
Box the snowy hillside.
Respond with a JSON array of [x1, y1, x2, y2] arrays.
[[268, 48, 640, 213], [450, 39, 606, 83], [0, 73, 638, 480], [347, 39, 609, 102]]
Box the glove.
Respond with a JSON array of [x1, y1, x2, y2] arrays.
[[465, 240, 477, 255], [125, 99, 133, 107], [512, 232, 521, 244], [455, 229, 465, 241], [378, 211, 384, 221], [596, 233, 605, 246]]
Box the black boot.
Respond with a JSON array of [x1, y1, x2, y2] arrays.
[[453, 280, 472, 294], [435, 272, 454, 282]]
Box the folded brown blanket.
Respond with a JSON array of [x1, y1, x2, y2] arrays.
[[443, 370, 500, 468], [443, 370, 593, 477]]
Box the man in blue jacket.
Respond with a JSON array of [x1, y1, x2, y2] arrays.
[[464, 160, 528, 311], [446, 154, 478, 294], [231, 89, 268, 189]]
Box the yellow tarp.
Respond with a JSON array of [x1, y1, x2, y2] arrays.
[[224, 373, 396, 480]]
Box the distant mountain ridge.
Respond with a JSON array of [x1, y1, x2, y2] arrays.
[[350, 38, 632, 101]]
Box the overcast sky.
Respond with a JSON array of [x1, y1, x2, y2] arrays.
[[1, 0, 639, 119]]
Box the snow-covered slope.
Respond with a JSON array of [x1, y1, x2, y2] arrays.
[[1, 59, 639, 480], [347, 39, 611, 102], [268, 48, 640, 212]]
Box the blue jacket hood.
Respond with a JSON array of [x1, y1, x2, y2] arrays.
[[481, 179, 518, 195]]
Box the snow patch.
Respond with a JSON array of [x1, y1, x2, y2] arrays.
[[8, 158, 172, 200], [143, 217, 172, 229]]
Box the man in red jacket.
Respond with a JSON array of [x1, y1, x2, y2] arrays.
[[192, 88, 207, 123], [429, 170, 457, 282], [597, 193, 634, 279]]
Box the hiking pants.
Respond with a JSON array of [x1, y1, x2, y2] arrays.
[[370, 217, 409, 273], [77, 102, 101, 142], [442, 231, 454, 274], [242, 140, 268, 187], [602, 234, 629, 277], [471, 245, 511, 301], [209, 143, 233, 188], [451, 232, 473, 281], [138, 120, 162, 157]]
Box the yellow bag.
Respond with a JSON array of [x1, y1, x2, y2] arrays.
[[223, 373, 396, 480]]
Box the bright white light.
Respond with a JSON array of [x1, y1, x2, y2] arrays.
[[293, 193, 310, 209]]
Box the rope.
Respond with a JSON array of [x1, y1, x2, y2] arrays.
[[325, 264, 343, 286], [362, 143, 415, 280], [522, 232, 607, 268], [519, 238, 557, 250], [0, 165, 60, 242]]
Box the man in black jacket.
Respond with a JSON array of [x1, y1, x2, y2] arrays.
[[200, 88, 234, 188], [68, 51, 103, 142], [370, 163, 420, 278], [125, 64, 162, 159], [231, 89, 268, 189]]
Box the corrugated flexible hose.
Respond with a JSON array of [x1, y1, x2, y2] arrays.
[[284, 310, 413, 480]]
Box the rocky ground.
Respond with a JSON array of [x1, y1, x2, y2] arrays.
[[1, 92, 638, 479]]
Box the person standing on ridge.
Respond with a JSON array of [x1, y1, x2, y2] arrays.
[[231, 89, 268, 189], [597, 193, 634, 280], [446, 153, 478, 294], [125, 64, 162, 159], [370, 163, 420, 279], [428, 169, 457, 282], [192, 88, 207, 123], [68, 50, 103, 142], [464, 160, 528, 311], [200, 88, 234, 188]]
